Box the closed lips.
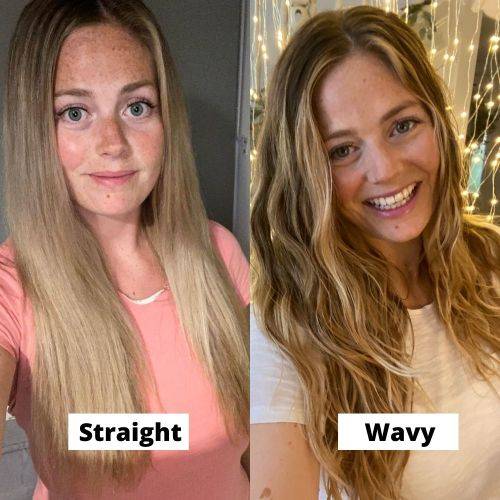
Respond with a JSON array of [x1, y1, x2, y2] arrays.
[[90, 171, 136, 178], [365, 182, 419, 210]]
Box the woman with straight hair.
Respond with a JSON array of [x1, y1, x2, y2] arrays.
[[0, 0, 249, 498], [251, 6, 499, 500]]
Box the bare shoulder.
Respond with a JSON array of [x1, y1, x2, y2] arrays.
[[251, 422, 320, 500]]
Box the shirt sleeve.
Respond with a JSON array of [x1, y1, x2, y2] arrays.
[[250, 308, 305, 424], [0, 257, 23, 362], [209, 221, 249, 306]]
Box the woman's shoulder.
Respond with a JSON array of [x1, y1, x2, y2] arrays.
[[0, 239, 23, 299], [208, 220, 249, 305], [209, 220, 246, 254], [0, 239, 25, 361], [250, 308, 305, 424]]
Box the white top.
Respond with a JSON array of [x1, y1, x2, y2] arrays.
[[250, 305, 500, 499]]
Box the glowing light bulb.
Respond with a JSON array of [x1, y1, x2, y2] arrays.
[[453, 38, 459, 45], [432, 1, 438, 7], [470, 142, 478, 150], [486, 82, 493, 89], [460, 111, 467, 118], [465, 205, 475, 212], [472, 156, 481, 163], [489, 35, 499, 43], [472, 192, 479, 198], [449, 55, 455, 62], [486, 101, 495, 109], [257, 34, 263, 42], [459, 134, 465, 140], [496, 136, 500, 143], [261, 44, 267, 53], [492, 44, 499, 52], [444, 53, 449, 60], [473, 93, 481, 100], [253, 15, 258, 23], [445, 105, 453, 111], [464, 147, 471, 154], [430, 48, 437, 55], [468, 44, 475, 51], [461, 190, 469, 196], [263, 53, 269, 60], [491, 198, 498, 206]]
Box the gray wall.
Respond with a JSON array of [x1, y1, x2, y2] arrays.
[[0, 0, 244, 239]]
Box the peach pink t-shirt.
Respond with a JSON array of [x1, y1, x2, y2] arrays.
[[0, 221, 249, 500]]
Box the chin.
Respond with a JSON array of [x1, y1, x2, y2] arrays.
[[370, 222, 428, 244], [76, 200, 143, 220]]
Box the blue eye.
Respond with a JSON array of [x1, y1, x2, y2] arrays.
[[127, 100, 154, 118], [130, 102, 146, 117], [65, 108, 84, 122]]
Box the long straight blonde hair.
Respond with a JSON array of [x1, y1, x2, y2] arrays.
[[252, 7, 500, 499], [3, 0, 248, 493]]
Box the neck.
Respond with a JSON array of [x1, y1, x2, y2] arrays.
[[369, 236, 423, 280], [368, 236, 432, 308], [78, 207, 145, 257]]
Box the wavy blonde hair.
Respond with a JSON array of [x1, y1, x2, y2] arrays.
[[3, 0, 248, 494], [251, 7, 500, 499]]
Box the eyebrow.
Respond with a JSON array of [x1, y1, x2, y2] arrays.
[[323, 99, 420, 141], [54, 79, 156, 98]]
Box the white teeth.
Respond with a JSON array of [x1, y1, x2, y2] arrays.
[[367, 183, 417, 210]]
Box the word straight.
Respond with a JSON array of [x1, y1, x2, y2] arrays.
[[80, 421, 181, 447], [365, 423, 435, 447], [68, 414, 190, 450]]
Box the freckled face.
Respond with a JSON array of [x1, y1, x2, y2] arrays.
[[54, 24, 164, 220], [315, 52, 440, 246]]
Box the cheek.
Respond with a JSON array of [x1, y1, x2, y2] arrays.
[[332, 167, 365, 207], [56, 127, 88, 173], [411, 128, 441, 178], [132, 125, 164, 168]]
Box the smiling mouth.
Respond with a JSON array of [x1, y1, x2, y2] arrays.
[[364, 182, 420, 211]]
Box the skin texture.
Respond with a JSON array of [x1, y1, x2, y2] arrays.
[[53, 23, 167, 299], [54, 24, 164, 222], [316, 52, 440, 265], [251, 423, 320, 500]]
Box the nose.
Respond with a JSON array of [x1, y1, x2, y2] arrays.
[[364, 140, 403, 184], [95, 116, 131, 159]]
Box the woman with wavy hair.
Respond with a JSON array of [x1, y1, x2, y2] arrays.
[[251, 6, 499, 500], [0, 0, 249, 498]]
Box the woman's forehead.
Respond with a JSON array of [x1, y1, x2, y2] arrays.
[[55, 24, 154, 89], [315, 52, 420, 134]]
